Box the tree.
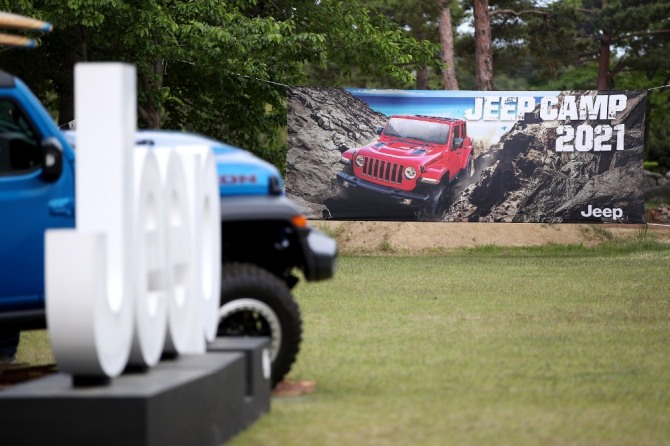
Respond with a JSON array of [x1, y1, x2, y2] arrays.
[[473, 0, 494, 90], [0, 0, 439, 167], [469, 0, 581, 90], [359, 0, 469, 90], [438, 0, 459, 89], [547, 0, 670, 171], [357, 0, 442, 89], [572, 0, 670, 90]]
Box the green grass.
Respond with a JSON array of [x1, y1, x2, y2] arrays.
[[15, 330, 54, 366], [11, 240, 669, 445], [230, 241, 670, 446]]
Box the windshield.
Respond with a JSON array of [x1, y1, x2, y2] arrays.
[[382, 118, 451, 144]]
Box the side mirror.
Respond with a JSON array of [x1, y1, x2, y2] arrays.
[[375, 126, 384, 136], [41, 137, 63, 182], [339, 144, 351, 154], [452, 137, 464, 150]]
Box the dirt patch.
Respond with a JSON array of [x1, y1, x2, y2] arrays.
[[313, 221, 670, 255], [0, 363, 58, 390], [272, 379, 316, 397]]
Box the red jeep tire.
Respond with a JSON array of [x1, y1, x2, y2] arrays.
[[419, 183, 449, 221]]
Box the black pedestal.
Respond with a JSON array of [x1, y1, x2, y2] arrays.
[[207, 337, 272, 427], [0, 338, 271, 446]]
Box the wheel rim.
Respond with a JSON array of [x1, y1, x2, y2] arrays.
[[218, 298, 282, 362]]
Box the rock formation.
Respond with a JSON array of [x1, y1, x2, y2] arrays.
[[285, 87, 387, 218], [446, 91, 646, 223]]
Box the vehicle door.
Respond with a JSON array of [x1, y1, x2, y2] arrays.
[[450, 121, 470, 179], [0, 97, 74, 311]]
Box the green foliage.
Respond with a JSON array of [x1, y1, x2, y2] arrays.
[[537, 62, 600, 90], [613, 74, 670, 174], [353, 0, 466, 89], [577, 0, 670, 85], [0, 0, 438, 168], [452, 1, 592, 89], [480, 0, 670, 171], [1, 0, 668, 171], [646, 88, 670, 174]]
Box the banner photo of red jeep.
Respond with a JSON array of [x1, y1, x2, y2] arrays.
[[285, 88, 647, 223]]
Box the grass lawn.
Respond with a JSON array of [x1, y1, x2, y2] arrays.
[[15, 330, 54, 366], [230, 238, 670, 446]]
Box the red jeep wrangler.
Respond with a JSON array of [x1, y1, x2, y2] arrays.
[[337, 115, 475, 219]]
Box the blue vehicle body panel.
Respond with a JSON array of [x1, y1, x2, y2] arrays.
[[135, 130, 285, 197], [215, 150, 283, 197], [2, 123, 283, 313], [0, 79, 76, 312], [0, 71, 335, 325], [63, 129, 285, 198]]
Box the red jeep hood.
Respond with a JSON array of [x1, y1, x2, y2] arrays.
[[359, 140, 440, 160]]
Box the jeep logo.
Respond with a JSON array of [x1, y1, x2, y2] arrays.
[[580, 205, 623, 220]]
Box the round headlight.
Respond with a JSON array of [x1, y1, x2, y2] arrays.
[[404, 166, 417, 180], [355, 155, 364, 167]]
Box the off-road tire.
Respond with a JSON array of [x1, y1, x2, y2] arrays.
[[218, 262, 302, 387], [419, 183, 449, 221]]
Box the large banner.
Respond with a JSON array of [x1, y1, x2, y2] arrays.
[[286, 88, 647, 223]]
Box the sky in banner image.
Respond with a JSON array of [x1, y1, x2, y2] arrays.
[[346, 89, 559, 147], [285, 88, 646, 224]]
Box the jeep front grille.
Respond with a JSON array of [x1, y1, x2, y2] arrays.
[[361, 157, 404, 185]]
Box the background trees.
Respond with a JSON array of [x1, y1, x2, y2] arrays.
[[0, 0, 439, 168], [0, 0, 667, 171]]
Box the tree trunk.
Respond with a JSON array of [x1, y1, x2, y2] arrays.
[[138, 97, 162, 129], [473, 0, 494, 91], [597, 32, 612, 90], [438, 0, 459, 90], [138, 59, 165, 129], [416, 65, 429, 89]]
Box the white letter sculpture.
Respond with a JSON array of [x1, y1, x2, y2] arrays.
[[46, 63, 221, 380]]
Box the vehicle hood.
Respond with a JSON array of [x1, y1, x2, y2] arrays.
[[358, 140, 442, 163], [61, 129, 284, 197]]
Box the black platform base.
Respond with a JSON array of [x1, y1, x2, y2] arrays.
[[207, 337, 272, 426], [0, 338, 271, 446]]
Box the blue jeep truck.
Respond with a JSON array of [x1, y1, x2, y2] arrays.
[[0, 69, 337, 386]]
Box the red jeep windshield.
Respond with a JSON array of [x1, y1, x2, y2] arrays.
[[382, 118, 451, 144]]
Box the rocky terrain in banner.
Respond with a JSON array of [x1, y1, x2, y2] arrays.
[[447, 91, 646, 223], [285, 87, 387, 218]]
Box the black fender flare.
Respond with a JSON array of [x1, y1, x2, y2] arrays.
[[220, 195, 337, 282]]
